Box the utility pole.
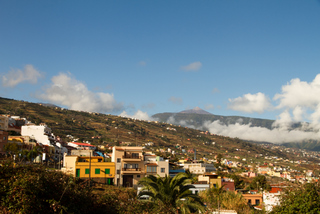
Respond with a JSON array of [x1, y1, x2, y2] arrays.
[[89, 151, 91, 187]]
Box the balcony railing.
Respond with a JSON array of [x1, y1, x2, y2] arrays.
[[122, 168, 141, 171], [122, 155, 142, 159]]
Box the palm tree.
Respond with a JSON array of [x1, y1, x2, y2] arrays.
[[138, 173, 204, 213]]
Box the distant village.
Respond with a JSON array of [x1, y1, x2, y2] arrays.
[[1, 113, 320, 213]]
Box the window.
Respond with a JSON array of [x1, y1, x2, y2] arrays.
[[255, 199, 260, 205], [195, 190, 198, 195], [85, 168, 90, 174], [105, 168, 110, 174], [161, 168, 165, 173], [117, 170, 120, 174], [248, 199, 251, 205], [147, 166, 157, 172], [132, 153, 139, 158], [117, 158, 121, 163], [137, 175, 140, 178], [95, 168, 100, 174]]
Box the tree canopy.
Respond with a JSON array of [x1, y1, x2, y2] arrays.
[[138, 173, 204, 213], [271, 182, 320, 214]]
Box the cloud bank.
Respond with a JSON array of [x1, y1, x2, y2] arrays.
[[1, 64, 43, 87], [167, 74, 320, 144], [38, 72, 123, 113]]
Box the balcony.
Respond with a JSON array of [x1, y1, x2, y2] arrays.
[[122, 168, 142, 174], [122, 155, 142, 162]]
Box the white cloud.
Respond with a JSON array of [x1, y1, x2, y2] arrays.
[[202, 120, 320, 144], [273, 74, 320, 125], [167, 116, 196, 129], [1, 64, 43, 87], [274, 74, 320, 109], [37, 72, 123, 113], [169, 96, 183, 105], [180, 61, 202, 71], [228, 92, 272, 113], [119, 110, 154, 121]]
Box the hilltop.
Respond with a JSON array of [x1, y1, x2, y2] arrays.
[[153, 107, 275, 130]]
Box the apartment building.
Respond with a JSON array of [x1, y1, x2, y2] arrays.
[[112, 146, 169, 188], [112, 146, 145, 187]]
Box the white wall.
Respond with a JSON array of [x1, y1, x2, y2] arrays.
[[21, 125, 51, 145]]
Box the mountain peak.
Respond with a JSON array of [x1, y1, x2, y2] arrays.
[[179, 107, 212, 115]]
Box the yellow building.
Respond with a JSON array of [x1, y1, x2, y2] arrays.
[[63, 155, 115, 184], [198, 173, 222, 188]]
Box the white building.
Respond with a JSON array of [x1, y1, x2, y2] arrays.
[[21, 123, 67, 158], [21, 123, 55, 146], [263, 192, 281, 212], [184, 163, 216, 174], [189, 183, 210, 195]]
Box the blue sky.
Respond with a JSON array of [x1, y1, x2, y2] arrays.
[[1, 0, 320, 126]]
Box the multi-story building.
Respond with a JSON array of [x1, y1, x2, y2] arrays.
[[183, 163, 216, 174], [62, 155, 115, 184], [21, 123, 67, 160], [112, 146, 169, 188], [198, 173, 235, 191], [144, 154, 169, 177], [112, 146, 145, 187], [21, 123, 55, 146]]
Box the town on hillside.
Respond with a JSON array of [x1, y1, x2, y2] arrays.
[[1, 114, 320, 213]]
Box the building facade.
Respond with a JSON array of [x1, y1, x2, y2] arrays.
[[63, 155, 115, 184], [184, 163, 216, 174], [112, 146, 145, 187], [112, 146, 169, 188]]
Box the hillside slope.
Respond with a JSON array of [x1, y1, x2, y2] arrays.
[[0, 97, 296, 161]]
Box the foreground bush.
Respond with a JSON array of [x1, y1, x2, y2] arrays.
[[0, 163, 105, 214], [0, 163, 157, 214]]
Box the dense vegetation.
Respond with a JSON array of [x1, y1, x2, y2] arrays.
[[271, 182, 320, 213], [0, 162, 156, 214]]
